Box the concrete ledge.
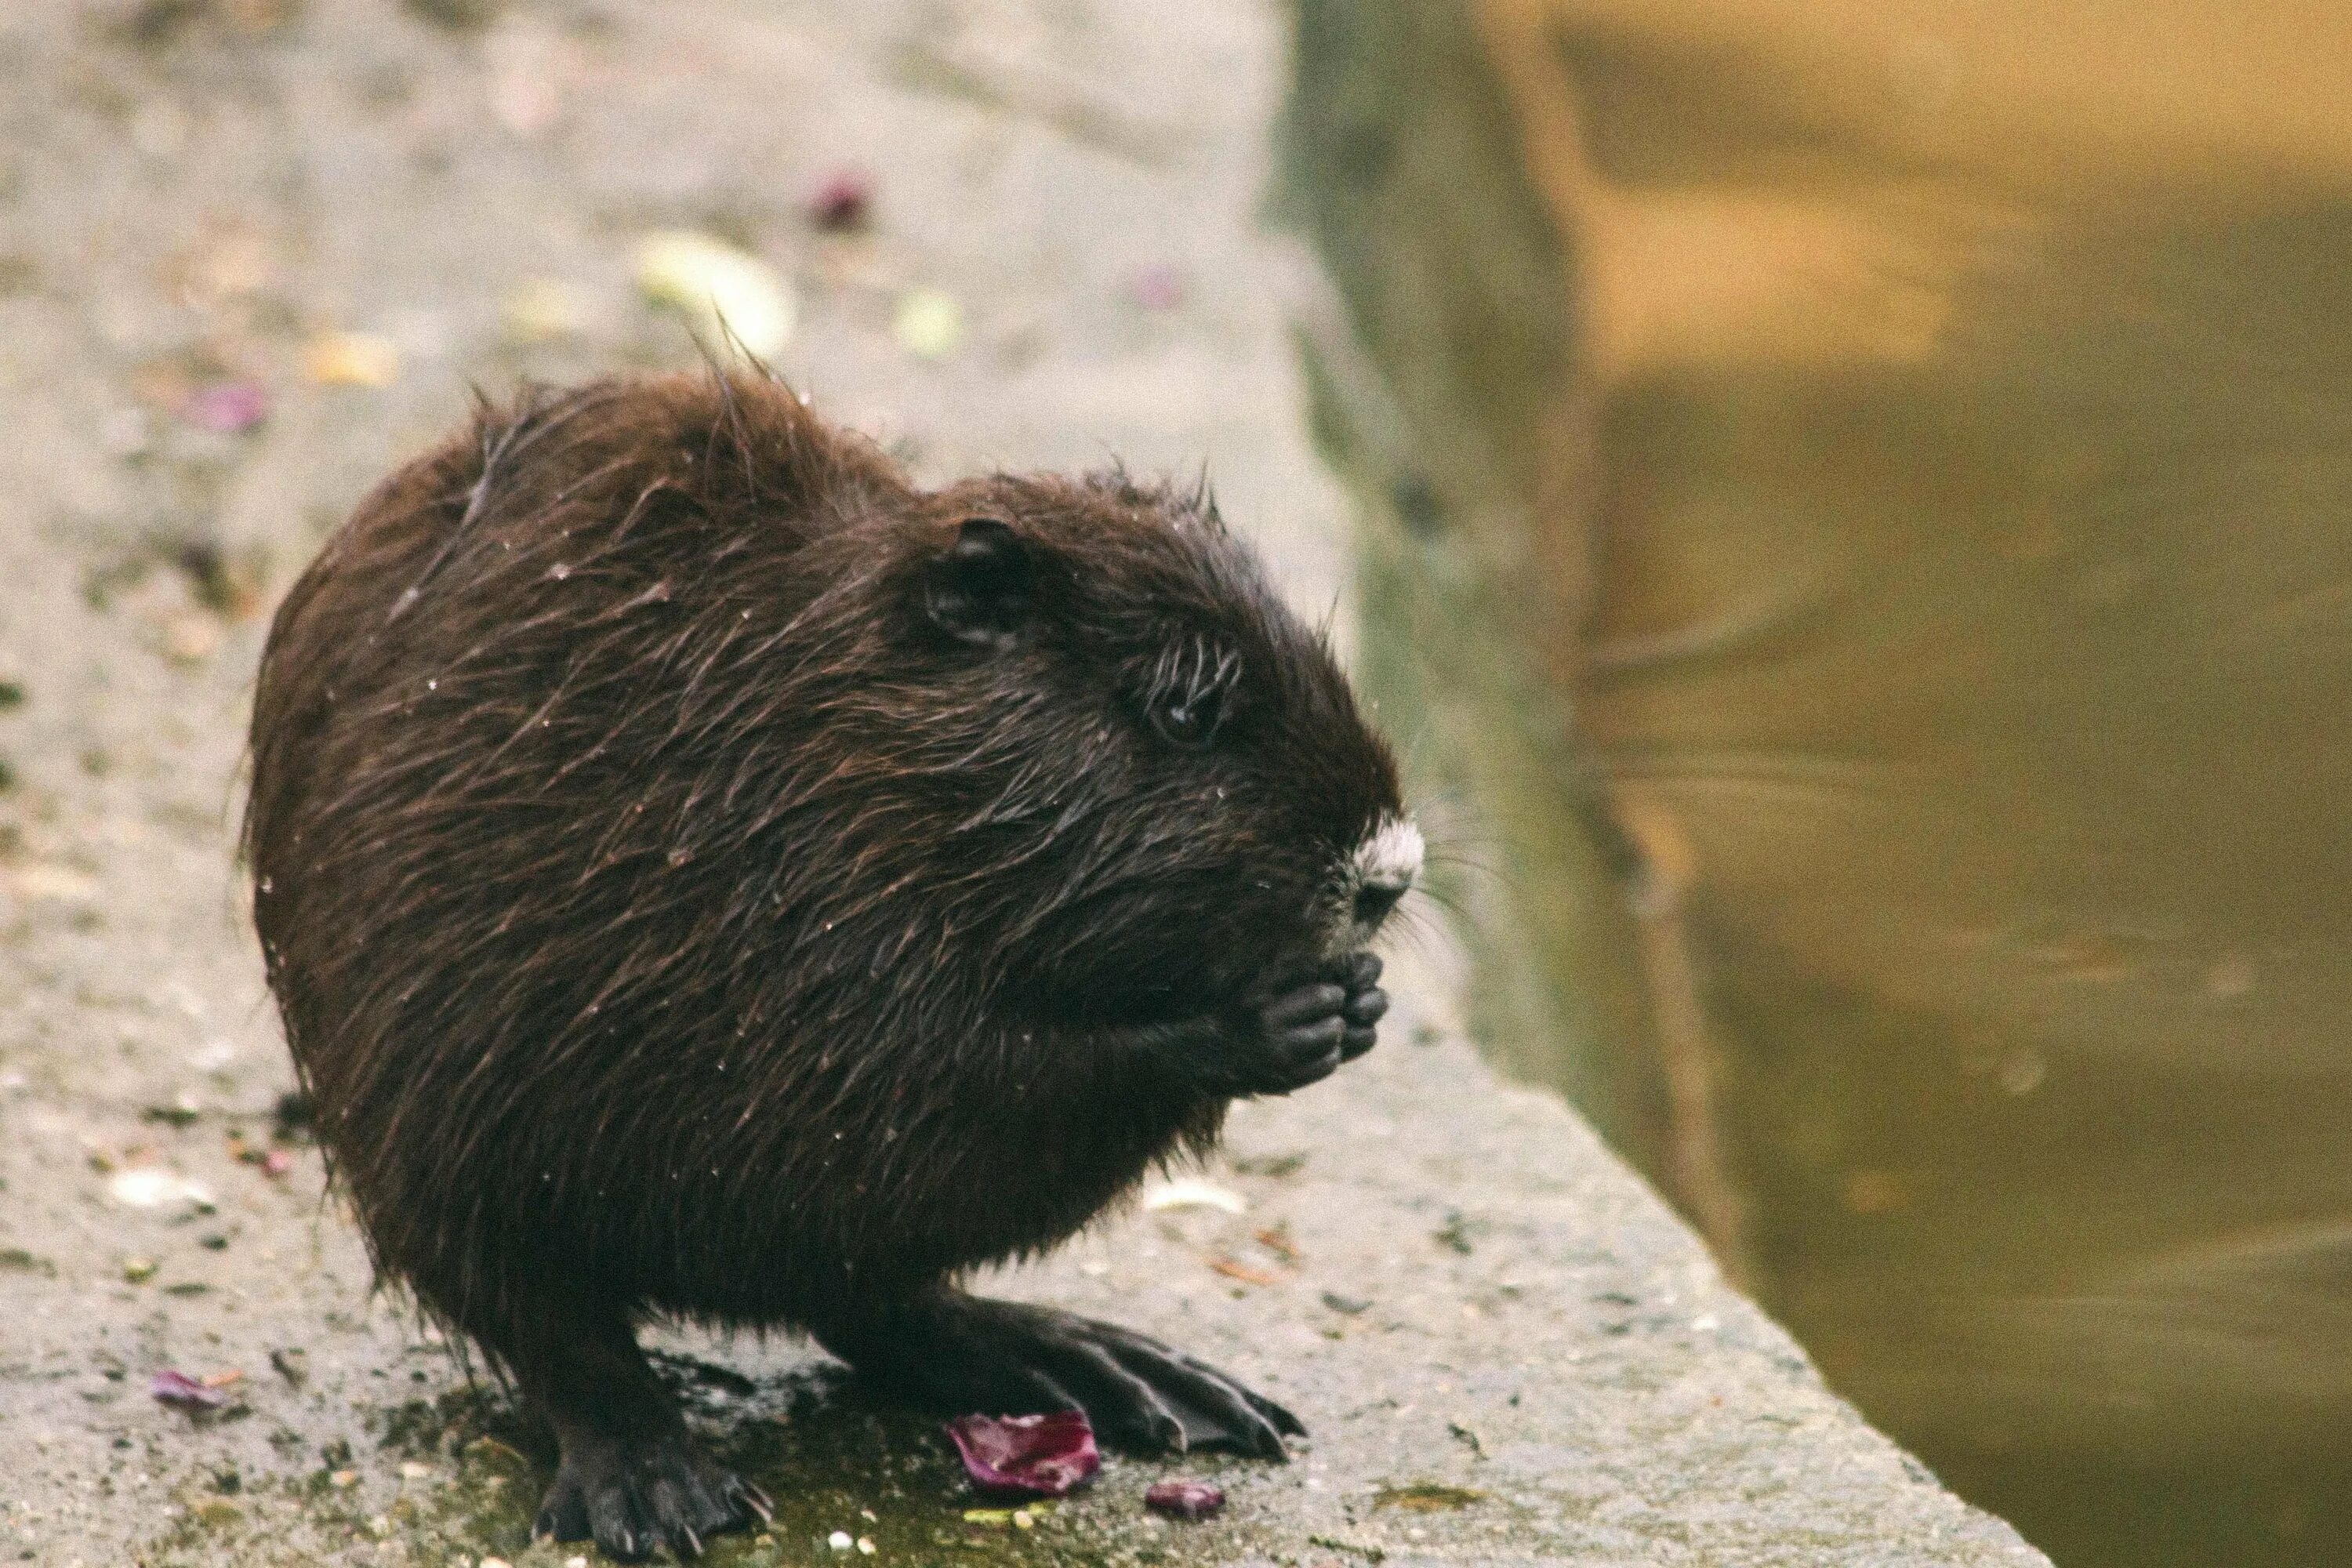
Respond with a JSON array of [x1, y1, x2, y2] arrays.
[[0, 2, 2043, 1563]]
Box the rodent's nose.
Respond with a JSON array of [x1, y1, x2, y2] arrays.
[[1353, 879, 1408, 929], [1348, 812, 1424, 934]]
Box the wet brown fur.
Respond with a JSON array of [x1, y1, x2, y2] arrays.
[[245, 371, 1399, 1368]]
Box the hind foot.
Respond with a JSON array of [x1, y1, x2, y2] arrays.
[[532, 1428, 771, 1562], [819, 1288, 1305, 1459]]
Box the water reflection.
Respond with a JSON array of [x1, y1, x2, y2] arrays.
[[1291, 5, 2352, 1564]]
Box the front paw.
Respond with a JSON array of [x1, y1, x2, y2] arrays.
[[1225, 953, 1388, 1096]]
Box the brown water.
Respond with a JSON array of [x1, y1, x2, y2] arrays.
[[1288, 4, 2352, 1563]]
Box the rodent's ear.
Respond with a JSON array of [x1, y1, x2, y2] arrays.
[[923, 517, 1033, 649]]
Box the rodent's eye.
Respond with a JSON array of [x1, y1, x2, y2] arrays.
[[1149, 691, 1223, 750], [1141, 638, 1240, 750]]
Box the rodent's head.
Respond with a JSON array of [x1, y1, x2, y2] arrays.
[[827, 470, 1416, 1023]]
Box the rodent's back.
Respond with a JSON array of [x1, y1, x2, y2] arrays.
[[249, 376, 950, 1317], [250, 376, 902, 848]]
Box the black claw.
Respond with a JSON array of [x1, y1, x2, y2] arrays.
[[533, 1479, 590, 1547], [537, 1430, 759, 1563], [1091, 1331, 1294, 1457], [1018, 1366, 1082, 1417], [1054, 1338, 1189, 1452], [1251, 1389, 1308, 1437]]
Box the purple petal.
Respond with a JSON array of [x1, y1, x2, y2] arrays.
[[808, 169, 873, 232], [1145, 1479, 1226, 1521], [151, 1369, 227, 1410], [944, 1410, 1101, 1497], [1127, 263, 1185, 311], [183, 380, 270, 434]]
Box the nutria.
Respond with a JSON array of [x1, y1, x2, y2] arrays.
[[245, 371, 1419, 1560]]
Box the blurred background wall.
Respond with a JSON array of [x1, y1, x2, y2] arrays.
[[1283, 3, 2352, 1565]]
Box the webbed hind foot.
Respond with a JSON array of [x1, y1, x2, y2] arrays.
[[464, 1295, 770, 1561], [532, 1428, 771, 1562], [818, 1287, 1305, 1459]]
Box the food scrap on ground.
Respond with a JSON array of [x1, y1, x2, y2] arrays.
[[1210, 1256, 1283, 1287], [891, 286, 964, 360], [463, 1435, 528, 1469], [1141, 1177, 1247, 1214], [107, 1167, 215, 1214], [1145, 1479, 1225, 1520], [634, 230, 797, 359], [303, 329, 401, 388], [944, 1410, 1100, 1497], [1433, 1209, 1482, 1255], [150, 1368, 227, 1410], [227, 1130, 298, 1177], [1127, 262, 1185, 310], [171, 538, 263, 619], [501, 277, 589, 345], [809, 168, 874, 231], [11, 862, 97, 902], [1373, 1483, 1487, 1512], [180, 379, 270, 434], [144, 1097, 200, 1128]]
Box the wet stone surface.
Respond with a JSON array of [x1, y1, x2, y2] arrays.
[[0, 1, 2045, 1564]]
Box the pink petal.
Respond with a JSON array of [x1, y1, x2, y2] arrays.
[[151, 1368, 227, 1410], [183, 380, 270, 434], [1127, 263, 1185, 311], [261, 1149, 295, 1178], [944, 1410, 1101, 1497], [809, 169, 873, 232], [1145, 1479, 1226, 1520]]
